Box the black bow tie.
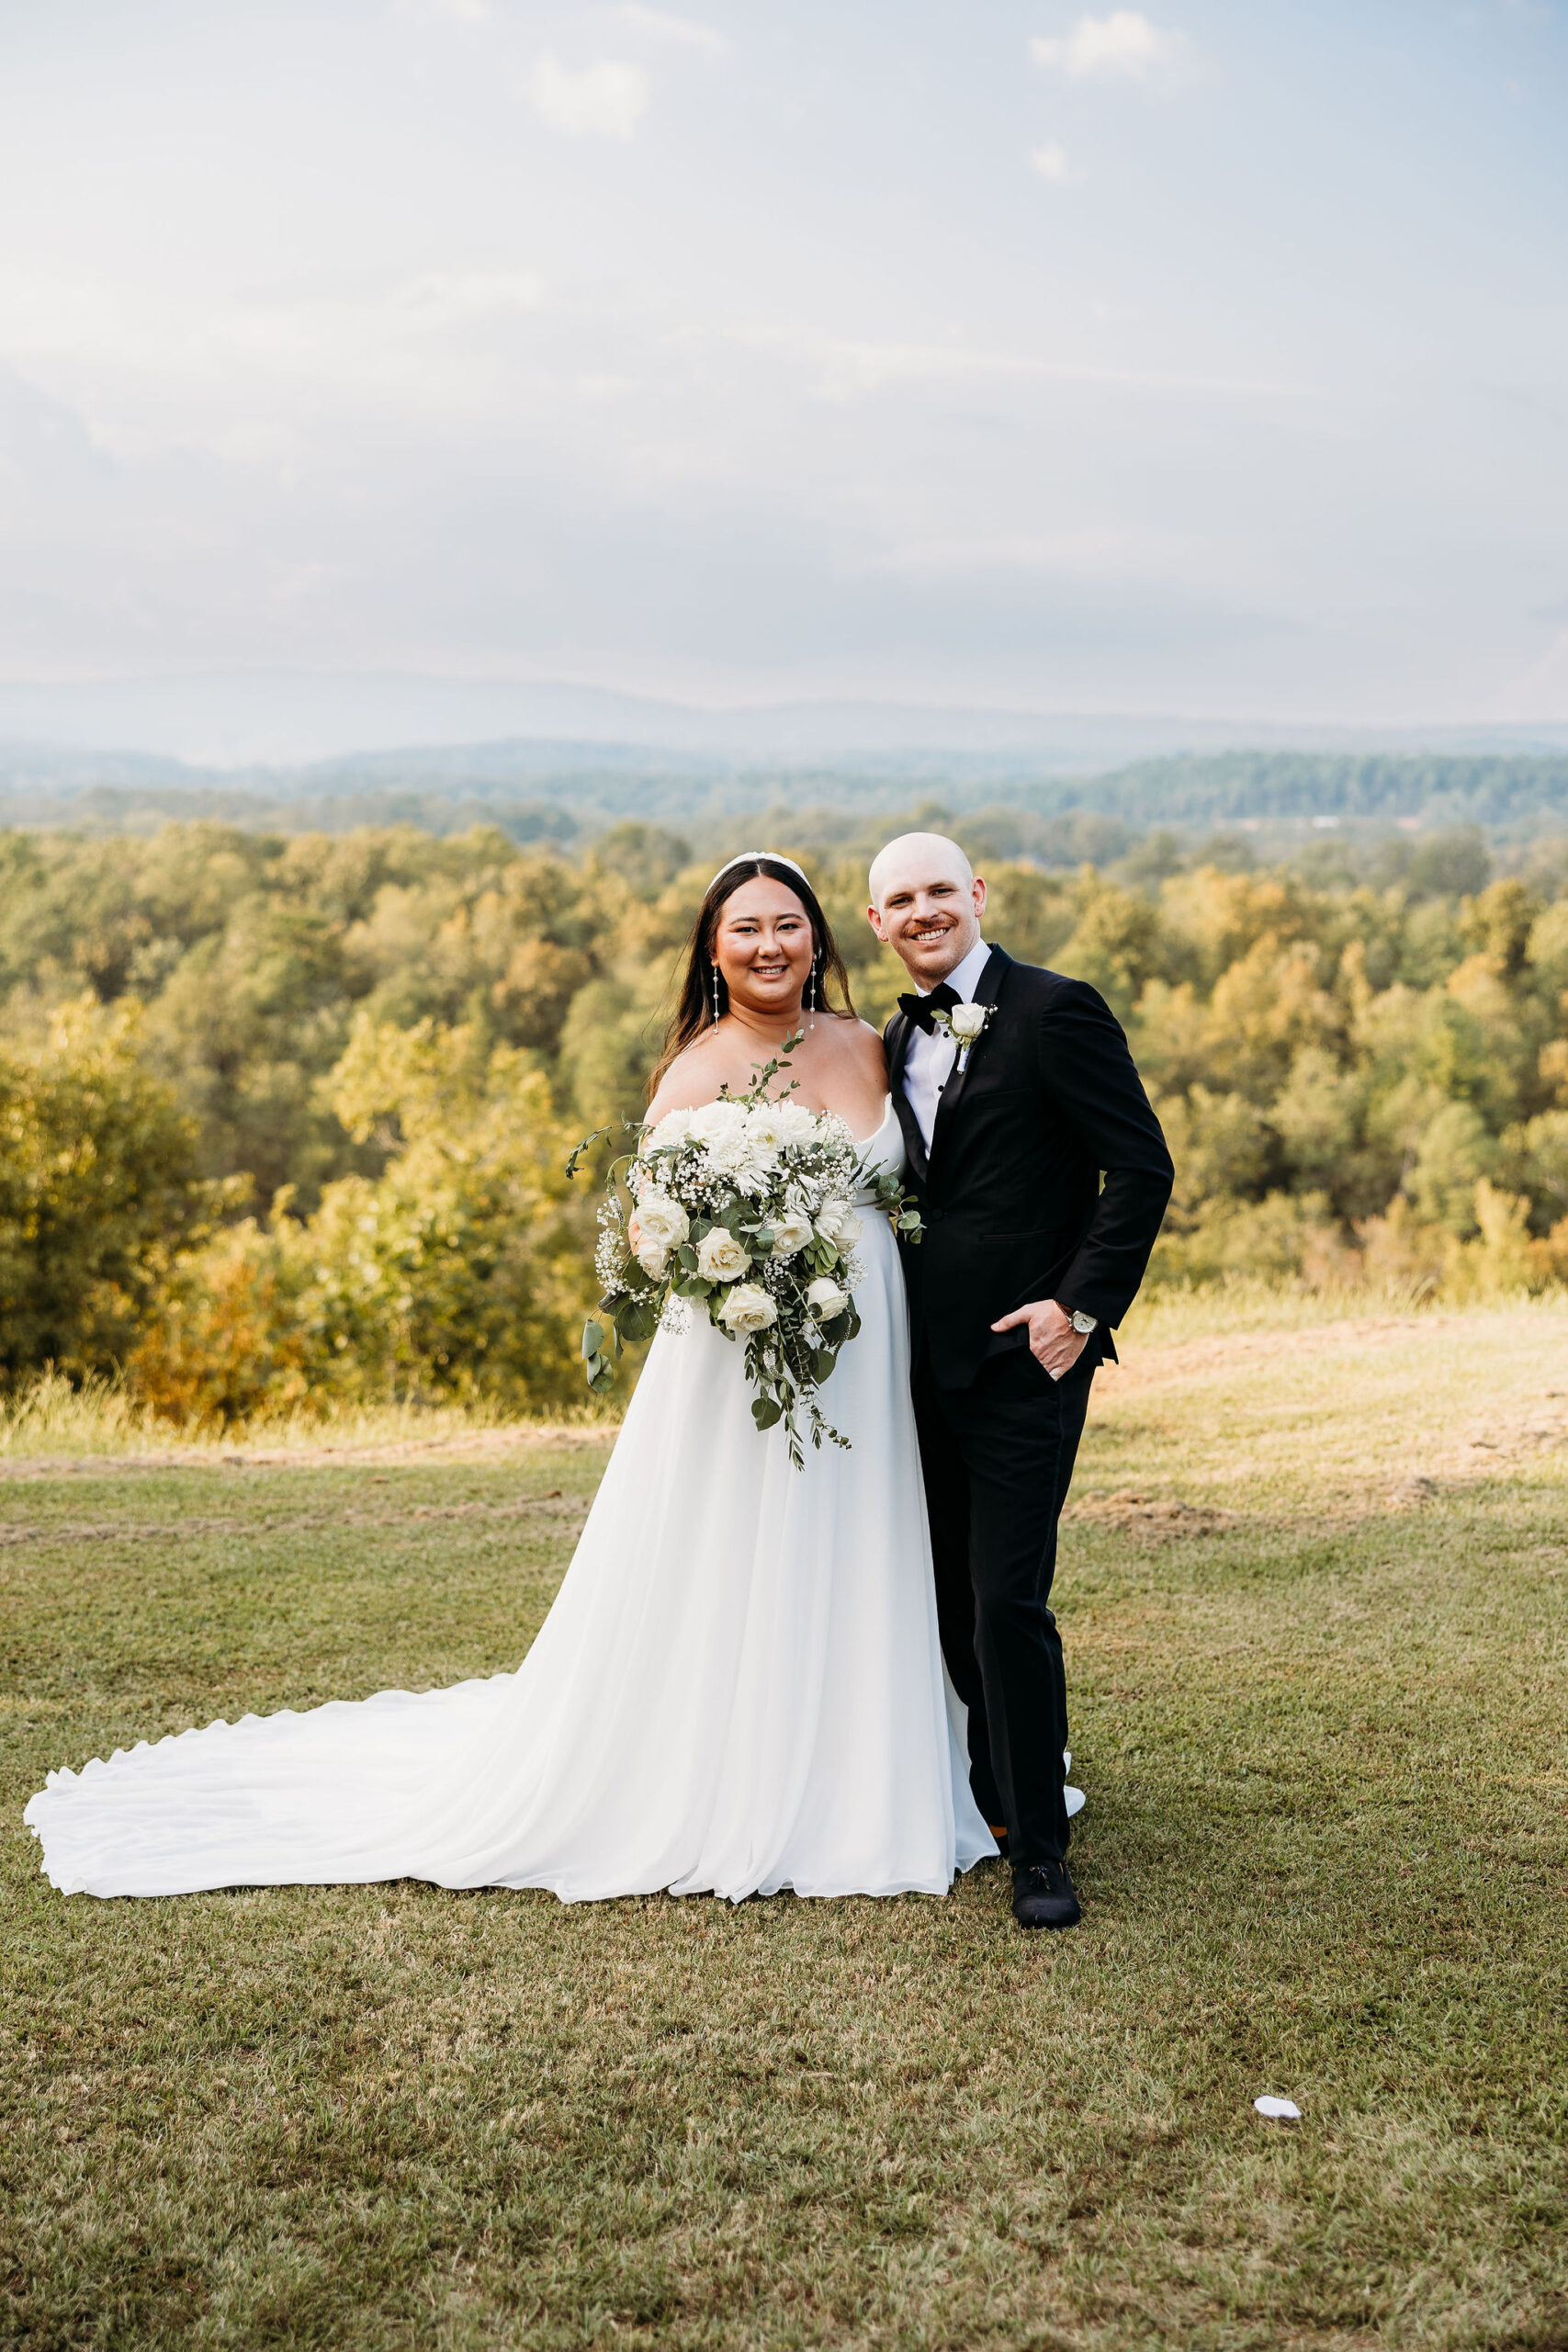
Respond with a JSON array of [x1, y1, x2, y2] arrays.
[[898, 980, 960, 1035]]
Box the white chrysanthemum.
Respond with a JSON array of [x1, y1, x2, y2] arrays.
[[719, 1283, 777, 1334], [702, 1127, 775, 1190], [644, 1105, 696, 1153], [771, 1100, 824, 1147], [685, 1099, 750, 1149], [739, 1102, 789, 1156]]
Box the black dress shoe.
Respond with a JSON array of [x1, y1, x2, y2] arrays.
[[1011, 1859, 1081, 1931]]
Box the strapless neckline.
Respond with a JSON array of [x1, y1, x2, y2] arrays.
[[851, 1093, 895, 1148]]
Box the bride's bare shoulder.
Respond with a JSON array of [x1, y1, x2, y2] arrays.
[[645, 1032, 734, 1125], [824, 1014, 889, 1081]]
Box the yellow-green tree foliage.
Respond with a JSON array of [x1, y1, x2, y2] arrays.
[[0, 999, 200, 1378], [131, 1017, 592, 1426], [3, 818, 1567, 1419]]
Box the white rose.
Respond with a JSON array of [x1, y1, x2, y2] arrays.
[[769, 1208, 815, 1260], [635, 1238, 671, 1278], [695, 1227, 751, 1282], [815, 1199, 862, 1251], [634, 1190, 689, 1254], [948, 1001, 988, 1043], [718, 1282, 778, 1333], [807, 1276, 849, 1319], [644, 1106, 694, 1154]]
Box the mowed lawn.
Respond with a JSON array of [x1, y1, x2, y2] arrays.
[[3, 1304, 1565, 2350]]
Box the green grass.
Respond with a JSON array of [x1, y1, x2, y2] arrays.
[[3, 1306, 1566, 2349]]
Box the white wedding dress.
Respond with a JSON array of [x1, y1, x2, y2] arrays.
[[27, 1099, 1000, 1903]]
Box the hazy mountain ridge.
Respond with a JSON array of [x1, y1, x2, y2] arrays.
[[4, 737, 1568, 847]]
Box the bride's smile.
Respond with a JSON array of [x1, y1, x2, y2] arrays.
[[645, 858, 888, 1144], [714, 878, 816, 1035]]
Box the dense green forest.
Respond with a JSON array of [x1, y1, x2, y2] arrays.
[[3, 811, 1567, 1425]]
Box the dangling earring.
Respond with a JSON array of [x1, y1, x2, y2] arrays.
[[807, 953, 818, 1030], [710, 962, 722, 1024]]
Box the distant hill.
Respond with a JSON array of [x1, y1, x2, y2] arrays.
[[2, 739, 1567, 845]]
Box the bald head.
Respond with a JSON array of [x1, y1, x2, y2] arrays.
[[867, 831, 973, 908], [866, 831, 986, 987]]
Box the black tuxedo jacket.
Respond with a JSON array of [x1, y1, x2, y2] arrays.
[[886, 946, 1174, 1390]]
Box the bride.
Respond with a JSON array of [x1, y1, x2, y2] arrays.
[[26, 852, 997, 1903]]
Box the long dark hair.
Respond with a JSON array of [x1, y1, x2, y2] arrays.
[[651, 854, 856, 1095]]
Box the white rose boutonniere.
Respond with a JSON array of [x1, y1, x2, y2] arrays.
[[695, 1227, 751, 1282], [932, 1000, 996, 1069], [719, 1283, 778, 1334]]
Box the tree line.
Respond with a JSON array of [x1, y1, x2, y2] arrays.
[[2, 816, 1565, 1424]]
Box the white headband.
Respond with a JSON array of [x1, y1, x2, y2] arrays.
[[707, 850, 811, 891]]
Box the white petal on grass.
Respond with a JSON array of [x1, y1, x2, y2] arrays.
[[1254, 2095, 1303, 2120], [524, 55, 649, 140]]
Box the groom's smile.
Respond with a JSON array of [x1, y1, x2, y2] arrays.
[[866, 831, 987, 988]]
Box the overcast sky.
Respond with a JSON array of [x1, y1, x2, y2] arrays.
[[2, 0, 1565, 727]]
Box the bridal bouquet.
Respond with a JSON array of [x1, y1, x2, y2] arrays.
[[570, 1042, 922, 1467]]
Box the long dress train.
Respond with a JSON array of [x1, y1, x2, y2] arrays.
[[26, 1102, 1000, 1901]]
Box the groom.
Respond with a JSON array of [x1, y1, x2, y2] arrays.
[[870, 832, 1173, 1932]]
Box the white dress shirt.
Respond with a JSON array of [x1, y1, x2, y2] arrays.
[[900, 936, 993, 1154]]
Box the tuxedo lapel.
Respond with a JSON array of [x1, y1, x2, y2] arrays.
[[927, 944, 1009, 1178], [884, 1011, 929, 1184]]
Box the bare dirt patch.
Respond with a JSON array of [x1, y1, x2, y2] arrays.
[[1065, 1490, 1238, 1536]]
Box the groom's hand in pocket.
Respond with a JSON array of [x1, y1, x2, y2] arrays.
[[990, 1298, 1088, 1382]]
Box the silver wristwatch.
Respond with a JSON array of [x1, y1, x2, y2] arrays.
[[1068, 1309, 1098, 1336]]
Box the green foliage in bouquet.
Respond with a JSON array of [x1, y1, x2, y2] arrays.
[[570, 1038, 921, 1468]]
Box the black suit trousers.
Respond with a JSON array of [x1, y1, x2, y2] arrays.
[[913, 1343, 1092, 1868]]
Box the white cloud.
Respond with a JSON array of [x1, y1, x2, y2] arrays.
[[523, 54, 649, 139], [1031, 13, 1188, 83], [616, 5, 729, 55], [400, 0, 490, 21], [1031, 143, 1077, 182], [396, 272, 546, 322]]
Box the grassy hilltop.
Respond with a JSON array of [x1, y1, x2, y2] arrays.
[[4, 1297, 1564, 2349]]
